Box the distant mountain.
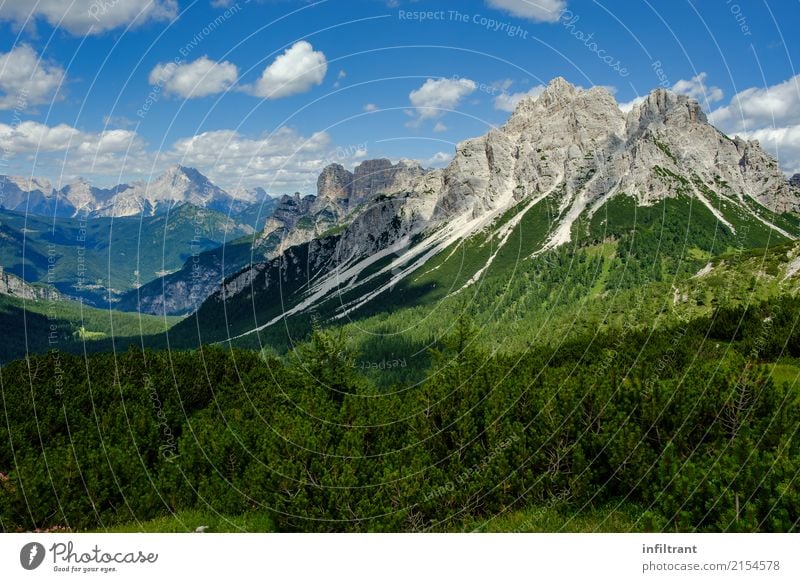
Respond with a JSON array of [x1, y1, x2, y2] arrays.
[[168, 78, 800, 345], [0, 165, 271, 219], [0, 175, 67, 217], [125, 161, 426, 315], [0, 203, 270, 307], [115, 234, 262, 315], [94, 165, 247, 217]]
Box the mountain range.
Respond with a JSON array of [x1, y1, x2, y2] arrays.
[[0, 164, 266, 218], [4, 78, 800, 330], [164, 77, 799, 346], [0, 165, 279, 307]]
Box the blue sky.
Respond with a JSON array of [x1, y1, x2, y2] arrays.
[[0, 0, 798, 194]]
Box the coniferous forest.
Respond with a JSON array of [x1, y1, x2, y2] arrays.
[[1, 3, 800, 539], [2, 295, 799, 532]]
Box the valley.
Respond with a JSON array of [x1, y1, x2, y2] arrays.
[[2, 78, 800, 534]]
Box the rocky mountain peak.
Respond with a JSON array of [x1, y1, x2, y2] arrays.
[[538, 76, 579, 106], [315, 158, 427, 210], [317, 163, 353, 202], [629, 88, 707, 131], [154, 165, 211, 190]]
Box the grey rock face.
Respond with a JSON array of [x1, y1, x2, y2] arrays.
[[3, 166, 270, 219], [0, 267, 61, 301], [317, 164, 353, 205], [210, 77, 800, 329], [0, 175, 75, 217], [314, 159, 426, 211]]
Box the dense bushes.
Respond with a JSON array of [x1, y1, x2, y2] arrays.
[[1, 297, 799, 532]]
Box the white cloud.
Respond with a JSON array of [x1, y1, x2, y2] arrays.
[[0, 0, 177, 36], [423, 151, 454, 167], [709, 75, 800, 134], [364, 103, 379, 112], [0, 45, 65, 110], [494, 85, 545, 112], [700, 75, 800, 176], [433, 122, 448, 133], [0, 121, 354, 192], [408, 77, 477, 123], [247, 41, 328, 99], [486, 0, 566, 23], [617, 72, 723, 114], [671, 72, 723, 109], [0, 121, 141, 154], [333, 69, 346, 89], [170, 127, 328, 166], [618, 95, 645, 113], [0, 120, 148, 179], [149, 57, 239, 99], [743, 125, 800, 176]]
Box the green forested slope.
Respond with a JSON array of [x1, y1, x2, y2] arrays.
[[2, 296, 799, 532]]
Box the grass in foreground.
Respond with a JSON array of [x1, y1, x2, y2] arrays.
[[94, 509, 276, 533], [95, 503, 653, 533], [466, 503, 655, 533]]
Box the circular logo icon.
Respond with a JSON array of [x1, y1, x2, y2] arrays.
[[20, 542, 46, 570]]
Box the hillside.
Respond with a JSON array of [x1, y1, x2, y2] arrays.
[[0, 203, 267, 307], [167, 79, 800, 350], [0, 293, 180, 363], [2, 297, 799, 532]]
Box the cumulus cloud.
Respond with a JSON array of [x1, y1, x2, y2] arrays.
[[671, 72, 724, 110], [0, 45, 65, 110], [618, 95, 645, 113], [408, 77, 477, 124], [433, 122, 448, 133], [363, 103, 379, 112], [486, 0, 566, 23], [170, 127, 327, 166], [494, 85, 545, 112], [0, 0, 178, 36], [617, 72, 723, 114], [247, 41, 328, 99], [0, 121, 141, 154], [149, 57, 239, 99], [705, 75, 800, 176], [423, 151, 454, 167], [709, 75, 800, 134], [0, 119, 363, 192], [0, 120, 148, 179]]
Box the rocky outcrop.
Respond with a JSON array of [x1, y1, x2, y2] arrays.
[[433, 80, 799, 224], [316, 164, 352, 205], [259, 193, 317, 246], [790, 174, 800, 189], [351, 159, 425, 204], [0, 268, 61, 301], [203, 77, 800, 330], [314, 158, 426, 211]]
